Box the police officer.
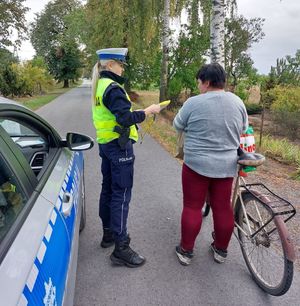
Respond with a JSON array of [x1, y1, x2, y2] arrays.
[[91, 48, 160, 267]]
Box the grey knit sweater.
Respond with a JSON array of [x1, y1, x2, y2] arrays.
[[173, 90, 248, 178]]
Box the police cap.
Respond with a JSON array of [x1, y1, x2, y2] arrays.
[[96, 48, 128, 63]]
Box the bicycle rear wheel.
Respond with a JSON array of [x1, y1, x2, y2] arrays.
[[236, 192, 294, 296]]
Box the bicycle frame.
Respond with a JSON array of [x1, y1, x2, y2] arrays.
[[231, 169, 255, 239], [232, 168, 278, 241]]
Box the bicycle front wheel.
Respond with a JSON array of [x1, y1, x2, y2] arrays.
[[236, 192, 294, 296]]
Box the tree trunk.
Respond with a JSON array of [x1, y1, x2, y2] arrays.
[[159, 0, 170, 102], [210, 0, 225, 66], [63, 79, 69, 88]]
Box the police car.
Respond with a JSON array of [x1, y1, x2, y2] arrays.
[[0, 97, 93, 306]]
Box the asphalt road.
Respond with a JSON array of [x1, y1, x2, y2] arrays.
[[37, 81, 300, 306]]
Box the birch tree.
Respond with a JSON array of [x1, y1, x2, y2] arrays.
[[160, 0, 171, 102], [210, 0, 225, 66]]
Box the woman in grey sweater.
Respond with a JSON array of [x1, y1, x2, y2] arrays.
[[173, 63, 248, 265]]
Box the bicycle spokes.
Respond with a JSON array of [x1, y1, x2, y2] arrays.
[[236, 192, 294, 296]]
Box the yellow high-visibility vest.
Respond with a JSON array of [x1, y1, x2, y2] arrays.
[[92, 78, 138, 144]]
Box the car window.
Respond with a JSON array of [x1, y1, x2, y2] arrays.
[[0, 156, 27, 243], [0, 119, 39, 137], [0, 119, 49, 176]]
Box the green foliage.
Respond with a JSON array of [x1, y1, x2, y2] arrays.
[[31, 0, 81, 56], [38, 0, 266, 98], [259, 73, 277, 109], [78, 0, 164, 89], [17, 62, 54, 95], [47, 40, 82, 87], [261, 135, 300, 164], [0, 61, 53, 97], [270, 50, 300, 86], [168, 3, 263, 102], [0, 49, 19, 97], [0, 48, 18, 70], [0, 0, 29, 48], [31, 56, 48, 69], [225, 15, 264, 87], [245, 103, 262, 115], [0, 49, 52, 96], [234, 82, 249, 101], [259, 134, 300, 179], [168, 1, 209, 104], [168, 77, 183, 101], [30, 0, 82, 86], [270, 86, 300, 140], [260, 49, 300, 111], [0, 64, 20, 97], [271, 86, 300, 113]]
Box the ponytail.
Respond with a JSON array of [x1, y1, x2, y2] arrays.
[[91, 62, 100, 105], [91, 60, 112, 105]]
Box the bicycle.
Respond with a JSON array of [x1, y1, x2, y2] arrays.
[[203, 151, 296, 296]]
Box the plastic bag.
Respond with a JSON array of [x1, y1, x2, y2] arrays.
[[240, 126, 256, 153], [240, 125, 257, 173]]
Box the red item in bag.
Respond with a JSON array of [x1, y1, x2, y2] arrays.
[[240, 126, 256, 153]]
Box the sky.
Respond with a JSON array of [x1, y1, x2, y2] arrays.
[[17, 0, 300, 75], [15, 0, 48, 61], [237, 0, 300, 74]]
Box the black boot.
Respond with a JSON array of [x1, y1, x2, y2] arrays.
[[100, 228, 114, 248], [110, 236, 146, 268]]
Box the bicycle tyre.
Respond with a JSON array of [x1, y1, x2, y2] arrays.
[[236, 192, 294, 296], [202, 202, 210, 217]]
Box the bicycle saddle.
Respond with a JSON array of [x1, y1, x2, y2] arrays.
[[237, 152, 265, 166]]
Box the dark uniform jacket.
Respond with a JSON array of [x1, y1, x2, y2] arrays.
[[100, 71, 145, 128]]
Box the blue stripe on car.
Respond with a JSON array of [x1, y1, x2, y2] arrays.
[[20, 152, 83, 306]]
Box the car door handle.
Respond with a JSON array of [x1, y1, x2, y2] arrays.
[[62, 192, 73, 217]]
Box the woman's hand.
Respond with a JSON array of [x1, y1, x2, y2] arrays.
[[144, 104, 161, 116]]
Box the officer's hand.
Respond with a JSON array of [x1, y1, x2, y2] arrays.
[[144, 104, 161, 116]]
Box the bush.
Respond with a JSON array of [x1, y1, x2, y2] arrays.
[[270, 86, 300, 140], [0, 64, 20, 97], [271, 86, 300, 112], [168, 77, 184, 109], [0, 62, 54, 97], [235, 82, 249, 102], [245, 102, 263, 115], [272, 111, 300, 141]]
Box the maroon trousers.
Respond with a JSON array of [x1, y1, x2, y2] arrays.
[[181, 163, 234, 251]]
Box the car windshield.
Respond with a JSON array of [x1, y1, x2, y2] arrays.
[[0, 119, 39, 137]]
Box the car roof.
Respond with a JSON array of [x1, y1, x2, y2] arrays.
[[0, 96, 30, 110], [0, 96, 61, 141], [0, 96, 15, 103]]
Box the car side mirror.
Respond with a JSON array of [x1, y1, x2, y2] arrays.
[[65, 133, 94, 151]]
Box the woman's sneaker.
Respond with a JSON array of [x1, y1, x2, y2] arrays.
[[210, 243, 227, 264], [175, 245, 194, 266]]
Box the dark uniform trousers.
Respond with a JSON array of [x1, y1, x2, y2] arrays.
[[98, 140, 134, 242]]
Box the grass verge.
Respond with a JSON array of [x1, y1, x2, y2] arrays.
[[258, 134, 300, 179], [15, 81, 82, 111]]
